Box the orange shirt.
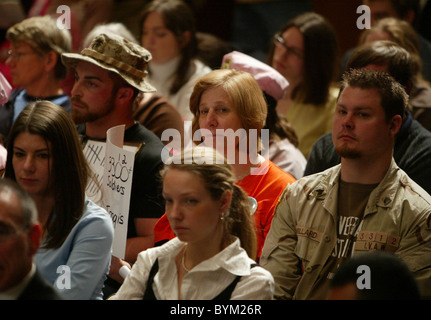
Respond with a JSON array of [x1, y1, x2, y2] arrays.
[[154, 159, 296, 258], [237, 159, 295, 257]]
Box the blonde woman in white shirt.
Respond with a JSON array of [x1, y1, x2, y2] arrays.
[[110, 147, 274, 300], [139, 0, 211, 121]]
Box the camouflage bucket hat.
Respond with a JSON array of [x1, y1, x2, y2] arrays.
[[62, 33, 156, 92]]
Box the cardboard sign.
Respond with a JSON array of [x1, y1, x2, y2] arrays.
[[84, 125, 138, 259], [84, 140, 106, 205]]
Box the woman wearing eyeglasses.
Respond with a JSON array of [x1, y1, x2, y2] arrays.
[[267, 12, 340, 158], [0, 16, 72, 144], [153, 69, 296, 260]]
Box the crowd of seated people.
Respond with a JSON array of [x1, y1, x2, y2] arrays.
[[1, 0, 430, 302]]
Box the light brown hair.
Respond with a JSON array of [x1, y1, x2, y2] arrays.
[[190, 69, 267, 149], [7, 16, 72, 79], [160, 147, 257, 259]]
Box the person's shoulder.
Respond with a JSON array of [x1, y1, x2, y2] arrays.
[[135, 93, 181, 116], [248, 260, 274, 280], [126, 123, 165, 161], [181, 59, 211, 87], [193, 59, 212, 75], [83, 198, 109, 217], [19, 270, 63, 300], [290, 165, 339, 192], [235, 259, 274, 299], [80, 199, 114, 232], [267, 160, 296, 183], [396, 168, 431, 207], [409, 119, 431, 140], [316, 131, 334, 144], [127, 123, 164, 147], [307, 132, 336, 159], [138, 238, 182, 264]]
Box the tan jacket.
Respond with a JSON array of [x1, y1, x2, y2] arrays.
[[260, 159, 431, 299]]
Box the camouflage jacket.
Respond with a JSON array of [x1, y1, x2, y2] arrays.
[[260, 159, 431, 299]]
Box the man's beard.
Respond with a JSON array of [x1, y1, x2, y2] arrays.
[[72, 107, 100, 124], [335, 144, 361, 159], [71, 96, 116, 125]]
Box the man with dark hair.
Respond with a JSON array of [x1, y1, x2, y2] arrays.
[[261, 69, 431, 300], [327, 251, 420, 300], [305, 41, 431, 196], [0, 178, 62, 300], [62, 33, 165, 290]]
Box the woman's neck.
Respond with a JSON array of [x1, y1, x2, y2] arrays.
[[182, 227, 226, 271], [33, 195, 56, 230], [231, 153, 264, 181]]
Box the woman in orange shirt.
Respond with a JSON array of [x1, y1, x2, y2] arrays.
[[155, 69, 295, 259]]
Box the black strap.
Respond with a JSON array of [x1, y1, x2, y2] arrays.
[[142, 258, 159, 300], [212, 275, 242, 300], [142, 259, 259, 300]]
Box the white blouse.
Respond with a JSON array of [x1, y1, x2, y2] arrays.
[[148, 57, 212, 121], [110, 237, 274, 300]]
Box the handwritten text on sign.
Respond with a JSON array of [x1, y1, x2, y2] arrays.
[[103, 125, 137, 259], [84, 140, 106, 205], [84, 125, 137, 259]]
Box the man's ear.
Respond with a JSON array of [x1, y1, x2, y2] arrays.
[[389, 114, 402, 136], [116, 87, 135, 104]]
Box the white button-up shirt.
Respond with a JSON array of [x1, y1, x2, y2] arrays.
[[111, 237, 274, 300]]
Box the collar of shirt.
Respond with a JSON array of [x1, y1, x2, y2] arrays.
[[157, 237, 253, 276], [0, 263, 36, 300], [148, 56, 180, 93]]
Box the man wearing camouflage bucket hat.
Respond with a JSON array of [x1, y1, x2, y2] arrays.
[[62, 33, 156, 126], [62, 33, 166, 295]]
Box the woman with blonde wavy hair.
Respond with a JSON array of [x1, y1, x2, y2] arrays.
[[154, 69, 295, 259]]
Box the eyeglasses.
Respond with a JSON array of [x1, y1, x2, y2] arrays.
[[0, 222, 27, 243], [273, 34, 303, 59], [7, 50, 37, 61]]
